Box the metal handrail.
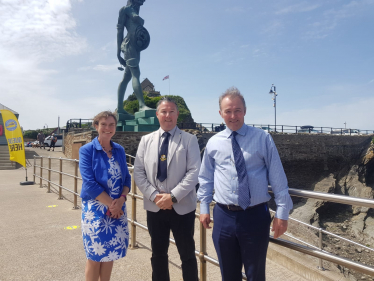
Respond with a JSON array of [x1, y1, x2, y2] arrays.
[[32, 155, 374, 279], [179, 122, 374, 135], [270, 209, 374, 253], [268, 186, 374, 208], [34, 174, 80, 196], [271, 238, 374, 276]]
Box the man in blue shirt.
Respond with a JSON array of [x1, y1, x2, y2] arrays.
[[197, 87, 293, 281]]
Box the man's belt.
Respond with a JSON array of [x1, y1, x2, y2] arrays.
[[216, 202, 266, 211]]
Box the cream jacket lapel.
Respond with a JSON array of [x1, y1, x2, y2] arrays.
[[167, 127, 182, 168]]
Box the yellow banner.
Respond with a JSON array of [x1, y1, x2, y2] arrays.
[[0, 110, 26, 168]]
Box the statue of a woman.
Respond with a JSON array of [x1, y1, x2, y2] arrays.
[[117, 0, 152, 116]]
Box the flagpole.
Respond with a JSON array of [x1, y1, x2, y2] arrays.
[[169, 77, 170, 95]]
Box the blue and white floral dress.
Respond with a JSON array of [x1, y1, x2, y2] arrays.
[[81, 156, 129, 262]]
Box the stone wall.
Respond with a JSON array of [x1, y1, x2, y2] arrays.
[[64, 130, 372, 192], [64, 130, 149, 160]]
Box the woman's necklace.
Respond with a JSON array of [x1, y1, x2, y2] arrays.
[[102, 146, 113, 154]]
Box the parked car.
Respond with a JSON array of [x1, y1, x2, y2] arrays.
[[256, 126, 273, 132], [343, 129, 360, 136], [44, 135, 63, 147], [31, 141, 40, 148], [330, 129, 361, 135], [298, 129, 319, 134]]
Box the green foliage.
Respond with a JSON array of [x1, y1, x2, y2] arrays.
[[122, 93, 192, 123], [23, 128, 56, 139], [23, 130, 38, 139], [372, 137, 374, 145], [127, 93, 137, 101]]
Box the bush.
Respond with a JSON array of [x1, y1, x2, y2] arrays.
[[122, 93, 193, 123]]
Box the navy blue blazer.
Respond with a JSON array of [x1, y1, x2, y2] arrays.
[[79, 137, 131, 200]]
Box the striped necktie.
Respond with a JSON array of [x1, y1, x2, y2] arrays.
[[231, 131, 251, 209]]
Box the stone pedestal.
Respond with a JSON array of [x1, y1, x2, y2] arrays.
[[117, 109, 159, 132]]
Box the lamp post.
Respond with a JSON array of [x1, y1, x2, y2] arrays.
[[269, 84, 277, 131]]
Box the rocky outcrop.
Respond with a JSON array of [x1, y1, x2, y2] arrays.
[[287, 142, 374, 280]]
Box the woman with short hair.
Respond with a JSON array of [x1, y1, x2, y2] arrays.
[[79, 111, 131, 281]]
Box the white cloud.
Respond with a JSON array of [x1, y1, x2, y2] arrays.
[[0, 0, 87, 129], [304, 0, 374, 39], [275, 2, 320, 15], [77, 64, 118, 72]]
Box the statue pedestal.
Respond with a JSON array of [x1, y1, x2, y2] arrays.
[[117, 110, 159, 132]]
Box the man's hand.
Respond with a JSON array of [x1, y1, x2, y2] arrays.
[[200, 214, 212, 229], [272, 217, 288, 239], [155, 194, 173, 210]]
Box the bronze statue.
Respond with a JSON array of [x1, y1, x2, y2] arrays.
[[117, 0, 153, 116]]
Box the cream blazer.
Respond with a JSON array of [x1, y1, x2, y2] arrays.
[[134, 127, 201, 215]]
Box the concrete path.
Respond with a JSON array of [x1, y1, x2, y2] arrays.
[[0, 147, 313, 281]]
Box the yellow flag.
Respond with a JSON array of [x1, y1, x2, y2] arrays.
[[0, 110, 26, 168]]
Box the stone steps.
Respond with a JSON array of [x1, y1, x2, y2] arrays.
[[0, 145, 16, 170]]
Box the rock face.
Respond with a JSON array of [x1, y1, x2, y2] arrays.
[[287, 142, 374, 280]]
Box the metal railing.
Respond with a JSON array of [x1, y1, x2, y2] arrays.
[[33, 156, 81, 209], [178, 123, 374, 135], [32, 155, 374, 280], [66, 119, 94, 133]]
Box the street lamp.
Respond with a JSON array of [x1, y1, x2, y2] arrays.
[[268, 84, 277, 131]]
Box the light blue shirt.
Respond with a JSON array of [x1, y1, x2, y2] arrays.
[[197, 124, 293, 220]]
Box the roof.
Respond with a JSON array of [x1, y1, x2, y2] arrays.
[[141, 78, 154, 91], [0, 103, 18, 114]]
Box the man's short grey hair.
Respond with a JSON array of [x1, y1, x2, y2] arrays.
[[219, 87, 246, 110], [156, 97, 179, 111]]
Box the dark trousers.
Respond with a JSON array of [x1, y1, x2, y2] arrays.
[[212, 202, 271, 281], [147, 208, 198, 281], [50, 141, 56, 150]]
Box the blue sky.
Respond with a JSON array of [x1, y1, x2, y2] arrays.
[[1, 0, 373, 131]]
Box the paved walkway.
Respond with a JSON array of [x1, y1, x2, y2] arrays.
[[0, 147, 315, 281]]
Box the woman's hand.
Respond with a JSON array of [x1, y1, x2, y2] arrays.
[[109, 198, 125, 219]]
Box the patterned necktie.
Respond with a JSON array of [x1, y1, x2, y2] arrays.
[[157, 132, 170, 182], [231, 131, 251, 209]]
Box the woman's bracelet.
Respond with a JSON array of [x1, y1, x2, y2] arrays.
[[120, 194, 127, 201]]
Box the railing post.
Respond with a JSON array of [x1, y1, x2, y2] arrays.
[[318, 228, 325, 271], [39, 157, 43, 188], [130, 175, 138, 249], [73, 160, 79, 209], [199, 221, 207, 281], [33, 156, 36, 183], [282, 125, 284, 133], [58, 157, 63, 200], [47, 156, 51, 193]]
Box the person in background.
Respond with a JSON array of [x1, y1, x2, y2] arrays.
[[198, 87, 293, 281], [79, 111, 131, 281], [37, 131, 45, 149], [134, 97, 201, 281], [48, 133, 57, 151]]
